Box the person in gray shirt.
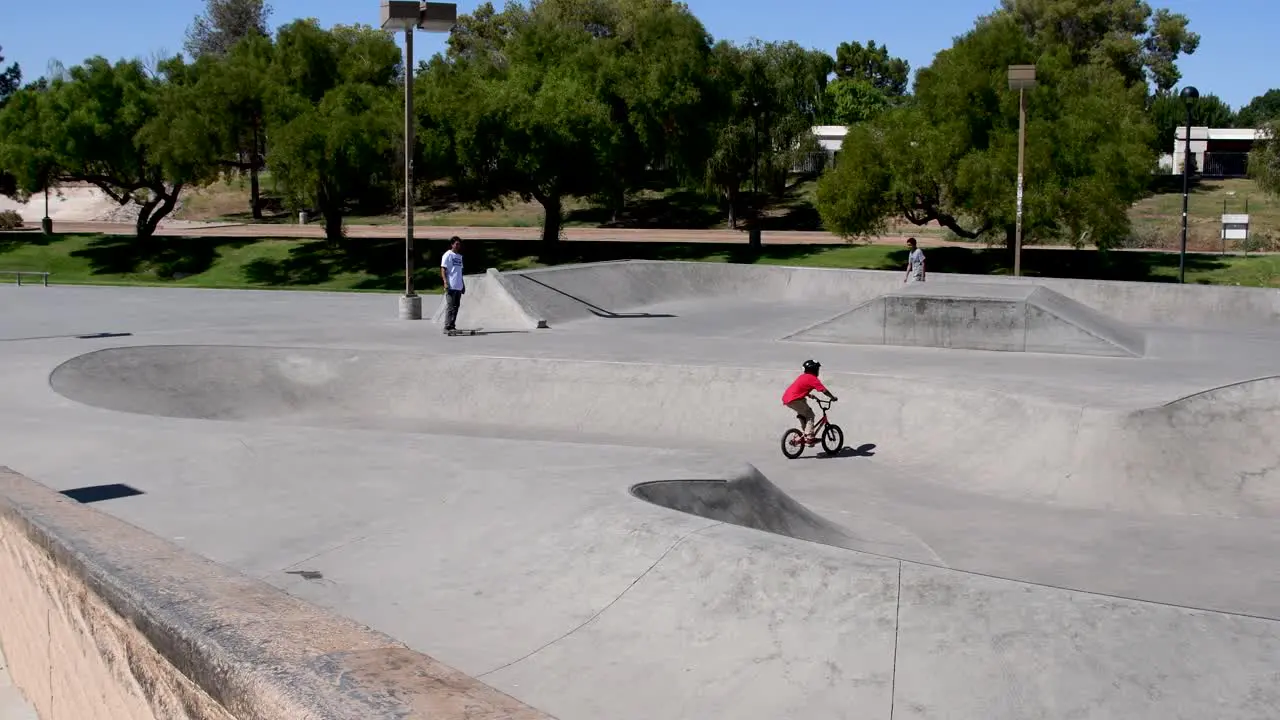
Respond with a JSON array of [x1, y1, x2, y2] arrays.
[[904, 237, 926, 283]]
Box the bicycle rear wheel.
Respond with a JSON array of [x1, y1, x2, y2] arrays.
[[781, 428, 805, 459]]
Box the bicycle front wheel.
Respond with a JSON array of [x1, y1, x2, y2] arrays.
[[821, 424, 844, 455]]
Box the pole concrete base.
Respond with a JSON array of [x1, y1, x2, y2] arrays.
[[398, 294, 422, 320]]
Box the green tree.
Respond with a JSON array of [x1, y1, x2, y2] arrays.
[[0, 47, 19, 105], [999, 0, 1198, 95], [822, 40, 909, 125], [0, 57, 220, 237], [185, 0, 273, 58], [1149, 91, 1236, 154], [832, 40, 909, 95], [181, 35, 275, 218], [0, 46, 22, 198], [817, 1, 1185, 250], [264, 20, 401, 242], [1237, 89, 1280, 128], [421, 0, 720, 247], [184, 0, 275, 218], [703, 39, 830, 233], [421, 12, 617, 247], [1144, 8, 1201, 95], [823, 78, 890, 125], [184, 0, 273, 215], [1248, 120, 1280, 196]]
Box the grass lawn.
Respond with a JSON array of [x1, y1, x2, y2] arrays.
[[3, 231, 1278, 292], [1126, 178, 1280, 252]]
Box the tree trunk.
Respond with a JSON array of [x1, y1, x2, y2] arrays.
[[323, 207, 344, 244], [249, 119, 263, 219], [535, 191, 562, 260], [250, 166, 262, 220], [135, 184, 183, 239], [725, 186, 739, 230]]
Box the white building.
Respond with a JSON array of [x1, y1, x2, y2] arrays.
[[792, 125, 848, 173], [1171, 126, 1269, 176]]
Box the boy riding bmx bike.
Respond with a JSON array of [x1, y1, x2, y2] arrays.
[[782, 359, 838, 445]]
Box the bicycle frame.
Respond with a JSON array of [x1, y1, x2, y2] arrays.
[[798, 394, 833, 432]]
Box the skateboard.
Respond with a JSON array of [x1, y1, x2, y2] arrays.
[[445, 327, 482, 336]]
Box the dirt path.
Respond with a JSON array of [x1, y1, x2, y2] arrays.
[[14, 220, 1272, 256], [33, 220, 978, 248]]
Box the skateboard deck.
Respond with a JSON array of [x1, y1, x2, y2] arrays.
[[445, 327, 482, 336]]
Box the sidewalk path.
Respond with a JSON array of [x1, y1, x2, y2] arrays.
[[16, 221, 1272, 256]]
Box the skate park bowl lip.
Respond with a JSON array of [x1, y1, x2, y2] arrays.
[[437, 259, 1280, 331], [627, 467, 1280, 624], [783, 282, 1147, 358], [0, 467, 551, 720], [47, 344, 1280, 519]]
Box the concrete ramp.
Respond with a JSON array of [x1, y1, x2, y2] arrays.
[[787, 282, 1145, 357]]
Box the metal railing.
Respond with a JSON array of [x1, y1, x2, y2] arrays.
[[1201, 152, 1250, 178], [2, 270, 50, 286], [790, 151, 831, 174]]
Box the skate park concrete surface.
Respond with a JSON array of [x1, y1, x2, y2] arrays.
[[2, 260, 1280, 719]]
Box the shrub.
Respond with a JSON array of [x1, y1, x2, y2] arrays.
[[0, 210, 22, 230]]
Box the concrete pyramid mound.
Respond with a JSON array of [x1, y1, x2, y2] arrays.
[[786, 282, 1146, 357]]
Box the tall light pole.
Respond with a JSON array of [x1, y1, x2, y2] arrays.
[[1007, 65, 1036, 278], [381, 0, 456, 320], [1178, 86, 1199, 284]]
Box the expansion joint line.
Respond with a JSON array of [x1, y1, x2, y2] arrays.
[[477, 521, 723, 679], [889, 561, 902, 720]]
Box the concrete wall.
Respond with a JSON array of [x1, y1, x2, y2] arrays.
[[0, 467, 553, 720], [450, 261, 1280, 331]]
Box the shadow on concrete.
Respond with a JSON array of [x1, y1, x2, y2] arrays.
[[564, 189, 726, 230], [59, 483, 144, 504], [71, 234, 260, 279], [890, 246, 1232, 283], [812, 443, 877, 460], [443, 329, 531, 336]]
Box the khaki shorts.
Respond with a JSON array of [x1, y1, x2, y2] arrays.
[[785, 398, 814, 421]]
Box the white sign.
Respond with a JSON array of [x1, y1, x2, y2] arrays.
[[1221, 213, 1249, 241]]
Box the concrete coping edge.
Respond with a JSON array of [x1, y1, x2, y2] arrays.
[[0, 466, 552, 720]]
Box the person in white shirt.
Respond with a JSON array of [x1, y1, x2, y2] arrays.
[[440, 237, 465, 333], [904, 237, 926, 283]]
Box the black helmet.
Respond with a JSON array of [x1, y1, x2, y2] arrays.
[[802, 359, 821, 373]]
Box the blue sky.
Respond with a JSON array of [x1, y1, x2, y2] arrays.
[[1, 0, 1273, 110]]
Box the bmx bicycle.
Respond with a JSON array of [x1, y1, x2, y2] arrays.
[[781, 395, 844, 459]]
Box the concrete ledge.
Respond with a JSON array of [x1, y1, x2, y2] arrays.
[[0, 467, 551, 720], [786, 282, 1146, 357], [457, 260, 1280, 329]]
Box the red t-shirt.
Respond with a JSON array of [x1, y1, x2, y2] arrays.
[[782, 373, 828, 404]]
